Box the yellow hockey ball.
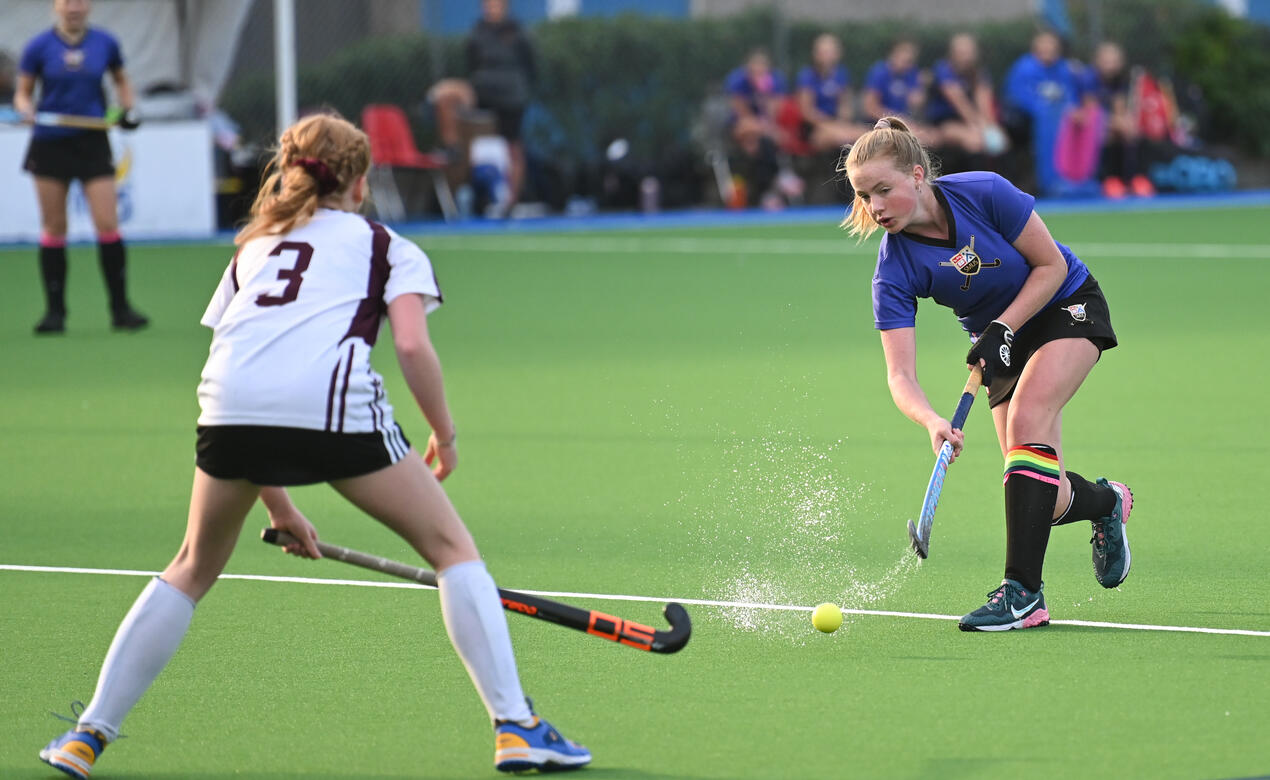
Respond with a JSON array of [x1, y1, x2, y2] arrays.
[[811, 602, 843, 633]]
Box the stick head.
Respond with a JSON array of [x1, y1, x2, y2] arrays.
[[652, 603, 692, 654], [907, 519, 929, 559]]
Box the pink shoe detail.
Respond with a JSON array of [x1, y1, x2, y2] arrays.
[[1022, 608, 1050, 628], [1109, 481, 1133, 524]]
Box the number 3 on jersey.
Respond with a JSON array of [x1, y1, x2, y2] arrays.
[[256, 241, 314, 306]]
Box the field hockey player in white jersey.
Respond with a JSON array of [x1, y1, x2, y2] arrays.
[[38, 112, 590, 778]]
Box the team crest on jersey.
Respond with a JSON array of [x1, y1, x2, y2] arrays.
[[939, 235, 1001, 291], [63, 48, 84, 70], [1062, 303, 1088, 322]]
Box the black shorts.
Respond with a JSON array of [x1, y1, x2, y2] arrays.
[[196, 425, 411, 486], [479, 104, 525, 143], [986, 275, 1119, 409], [23, 131, 116, 182]]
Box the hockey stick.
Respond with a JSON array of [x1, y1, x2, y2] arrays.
[[0, 106, 122, 130], [261, 528, 691, 654], [907, 366, 983, 559]]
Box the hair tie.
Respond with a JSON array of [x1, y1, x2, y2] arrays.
[[873, 118, 892, 130], [292, 157, 340, 196]]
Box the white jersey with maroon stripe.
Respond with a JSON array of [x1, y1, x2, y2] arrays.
[[197, 209, 441, 446]]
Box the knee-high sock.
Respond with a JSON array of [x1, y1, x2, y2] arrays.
[[39, 241, 68, 314], [97, 235, 129, 313], [437, 560, 532, 724], [1003, 444, 1060, 592], [78, 578, 195, 741], [1052, 470, 1118, 526]]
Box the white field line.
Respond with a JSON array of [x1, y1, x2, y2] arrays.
[[3, 564, 1268, 638], [416, 235, 1270, 259]]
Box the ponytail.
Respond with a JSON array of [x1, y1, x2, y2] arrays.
[[838, 116, 938, 240], [236, 113, 371, 246]]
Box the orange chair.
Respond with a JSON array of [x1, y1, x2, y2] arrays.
[[361, 104, 457, 221]]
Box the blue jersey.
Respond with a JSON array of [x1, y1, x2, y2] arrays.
[[19, 27, 122, 139], [1003, 54, 1082, 117], [725, 66, 788, 117], [925, 60, 987, 124], [796, 64, 850, 118], [864, 61, 919, 115], [871, 172, 1090, 335]]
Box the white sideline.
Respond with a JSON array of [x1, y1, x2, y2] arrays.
[[3, 563, 1268, 638]]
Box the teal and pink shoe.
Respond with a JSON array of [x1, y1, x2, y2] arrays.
[[1092, 479, 1133, 588], [958, 579, 1050, 632], [39, 728, 107, 779]]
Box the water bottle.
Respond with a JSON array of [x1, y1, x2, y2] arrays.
[[640, 176, 660, 214]]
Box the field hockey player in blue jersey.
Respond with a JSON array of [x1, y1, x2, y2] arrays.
[[15, 0, 147, 334], [842, 117, 1135, 631]]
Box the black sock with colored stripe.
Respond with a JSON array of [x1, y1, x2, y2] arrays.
[[39, 245, 68, 314], [98, 239, 129, 313], [1003, 444, 1060, 592], [1053, 471, 1117, 525]]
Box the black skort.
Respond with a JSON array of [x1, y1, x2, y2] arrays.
[[196, 425, 411, 486], [23, 131, 116, 182], [986, 275, 1119, 408]]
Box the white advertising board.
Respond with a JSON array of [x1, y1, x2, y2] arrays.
[[0, 120, 215, 243]]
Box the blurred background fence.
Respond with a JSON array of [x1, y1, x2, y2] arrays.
[[4, 0, 1270, 230]]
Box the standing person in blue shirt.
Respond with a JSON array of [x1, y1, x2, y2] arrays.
[[925, 33, 1007, 160], [862, 39, 938, 146], [841, 117, 1134, 631], [725, 48, 788, 206], [15, 0, 147, 335], [795, 34, 866, 153]]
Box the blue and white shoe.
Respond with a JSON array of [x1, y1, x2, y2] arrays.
[[495, 703, 590, 773], [39, 728, 107, 779], [958, 579, 1050, 632], [1091, 479, 1133, 588]]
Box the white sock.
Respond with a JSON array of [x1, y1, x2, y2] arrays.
[[78, 577, 195, 741], [437, 560, 532, 724]]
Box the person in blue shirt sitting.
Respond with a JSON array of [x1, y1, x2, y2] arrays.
[[1080, 41, 1153, 199], [863, 39, 939, 147], [725, 48, 788, 206], [925, 33, 1008, 161], [15, 0, 147, 335], [1001, 30, 1083, 155], [841, 116, 1135, 632], [794, 34, 866, 153]]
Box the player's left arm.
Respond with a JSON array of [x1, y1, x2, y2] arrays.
[[108, 65, 140, 129], [967, 211, 1068, 381], [994, 211, 1067, 332]]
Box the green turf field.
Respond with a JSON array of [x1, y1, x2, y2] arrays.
[[2, 205, 1268, 778]]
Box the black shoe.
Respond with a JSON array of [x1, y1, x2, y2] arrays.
[[111, 307, 150, 331], [34, 311, 66, 335]]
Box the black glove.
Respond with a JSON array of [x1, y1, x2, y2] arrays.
[[966, 320, 1014, 385], [117, 109, 141, 130]]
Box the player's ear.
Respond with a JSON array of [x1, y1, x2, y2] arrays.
[[352, 175, 368, 207], [913, 165, 925, 187]]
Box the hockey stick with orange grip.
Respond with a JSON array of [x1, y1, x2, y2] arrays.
[[262, 529, 691, 654]]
